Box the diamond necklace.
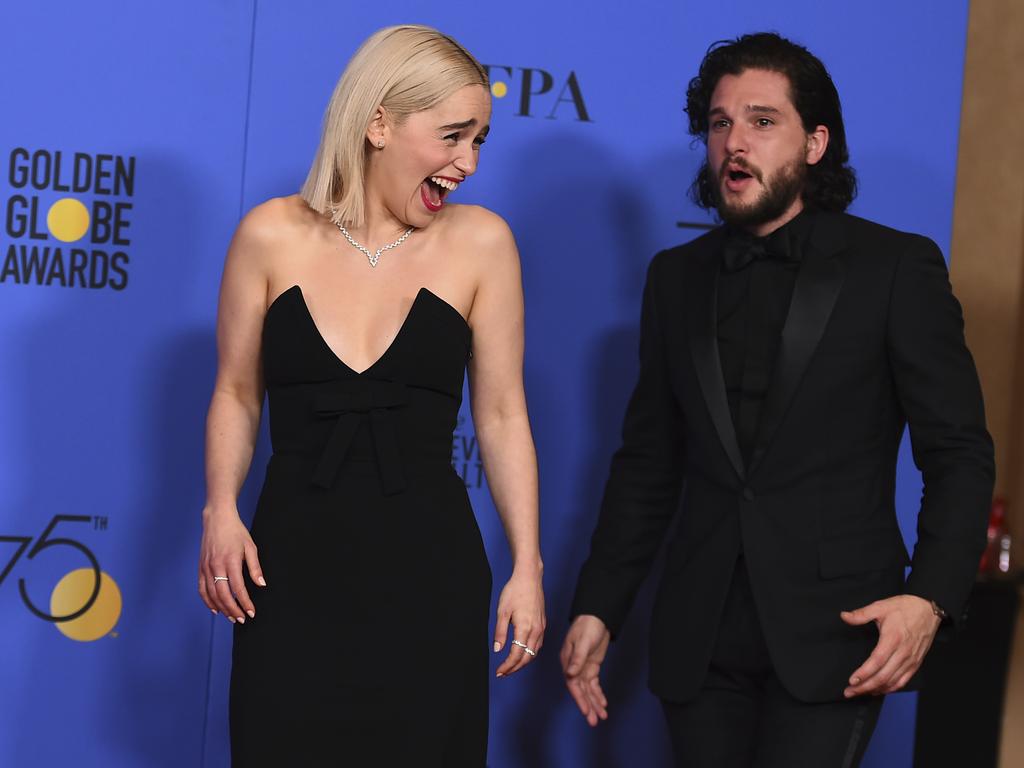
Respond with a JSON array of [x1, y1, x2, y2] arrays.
[[333, 221, 414, 268]]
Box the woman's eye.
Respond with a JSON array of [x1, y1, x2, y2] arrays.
[[443, 133, 459, 144]]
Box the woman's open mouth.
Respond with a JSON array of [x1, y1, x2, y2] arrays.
[[420, 175, 460, 213]]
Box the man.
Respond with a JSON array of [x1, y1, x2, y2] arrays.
[[560, 32, 993, 767]]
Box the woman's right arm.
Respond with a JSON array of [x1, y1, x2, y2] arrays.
[[198, 206, 277, 624]]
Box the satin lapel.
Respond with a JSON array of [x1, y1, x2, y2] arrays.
[[687, 234, 746, 481], [747, 214, 847, 477]]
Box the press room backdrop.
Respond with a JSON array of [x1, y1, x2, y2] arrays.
[[0, 1, 969, 766]]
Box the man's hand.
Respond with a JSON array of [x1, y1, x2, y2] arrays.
[[560, 614, 611, 726], [840, 594, 941, 697]]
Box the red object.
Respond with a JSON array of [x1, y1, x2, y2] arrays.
[[979, 497, 1009, 574]]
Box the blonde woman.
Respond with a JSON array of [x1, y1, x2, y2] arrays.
[[197, 25, 544, 765]]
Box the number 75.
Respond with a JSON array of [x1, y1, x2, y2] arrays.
[[0, 515, 101, 622]]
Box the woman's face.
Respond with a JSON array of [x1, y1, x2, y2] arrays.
[[370, 84, 491, 229]]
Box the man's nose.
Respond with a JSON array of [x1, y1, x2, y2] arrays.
[[724, 123, 748, 156]]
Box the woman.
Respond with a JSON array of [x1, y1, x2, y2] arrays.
[[197, 25, 544, 766]]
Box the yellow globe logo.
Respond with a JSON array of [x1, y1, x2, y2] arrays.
[[50, 568, 122, 642], [46, 198, 90, 242], [491, 81, 508, 98]]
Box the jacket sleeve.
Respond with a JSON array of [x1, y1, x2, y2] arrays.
[[570, 252, 687, 637], [887, 235, 994, 624]]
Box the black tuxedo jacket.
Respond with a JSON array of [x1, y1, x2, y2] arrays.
[[571, 211, 994, 704]]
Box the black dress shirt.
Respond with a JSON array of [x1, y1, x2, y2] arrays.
[[717, 209, 814, 465]]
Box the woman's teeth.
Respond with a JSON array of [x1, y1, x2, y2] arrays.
[[430, 176, 459, 192]]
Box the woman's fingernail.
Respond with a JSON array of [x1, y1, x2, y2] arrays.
[[258, 577, 267, 587], [493, 642, 501, 653], [237, 616, 245, 624], [247, 610, 255, 619], [211, 609, 218, 615], [228, 617, 236, 624], [496, 672, 504, 678]]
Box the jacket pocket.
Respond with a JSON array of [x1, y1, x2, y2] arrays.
[[818, 527, 910, 579]]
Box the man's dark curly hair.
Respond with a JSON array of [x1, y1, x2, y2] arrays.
[[686, 32, 856, 212]]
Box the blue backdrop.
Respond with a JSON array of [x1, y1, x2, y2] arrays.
[[0, 1, 969, 766]]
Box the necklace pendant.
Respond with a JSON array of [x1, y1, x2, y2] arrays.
[[335, 221, 414, 268]]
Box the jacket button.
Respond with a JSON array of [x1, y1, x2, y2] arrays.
[[742, 487, 755, 502]]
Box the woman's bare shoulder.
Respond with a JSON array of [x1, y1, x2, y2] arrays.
[[444, 203, 516, 253], [236, 195, 321, 244], [227, 195, 326, 271]]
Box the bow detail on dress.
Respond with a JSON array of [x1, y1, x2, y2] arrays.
[[311, 379, 410, 496]]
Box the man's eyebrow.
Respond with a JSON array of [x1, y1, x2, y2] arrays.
[[708, 104, 783, 117], [746, 104, 782, 114]]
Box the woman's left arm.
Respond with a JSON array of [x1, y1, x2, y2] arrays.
[[466, 212, 545, 678]]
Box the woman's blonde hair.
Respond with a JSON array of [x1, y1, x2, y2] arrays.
[[301, 25, 488, 228]]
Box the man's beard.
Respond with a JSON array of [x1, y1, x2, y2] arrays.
[[710, 154, 807, 229]]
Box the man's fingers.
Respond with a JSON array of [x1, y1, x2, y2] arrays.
[[847, 647, 906, 697], [559, 637, 574, 672], [585, 678, 608, 722], [567, 678, 594, 722], [887, 664, 920, 694], [566, 636, 590, 676], [840, 602, 881, 626], [848, 631, 900, 686], [864, 650, 905, 694]]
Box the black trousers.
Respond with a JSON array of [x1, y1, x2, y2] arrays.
[[661, 557, 884, 768]]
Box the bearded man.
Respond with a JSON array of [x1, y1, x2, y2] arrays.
[[560, 32, 993, 768]]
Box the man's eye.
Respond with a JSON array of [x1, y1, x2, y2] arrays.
[[756, 118, 774, 128], [711, 119, 730, 130]]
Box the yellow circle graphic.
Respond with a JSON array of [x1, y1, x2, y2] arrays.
[[50, 569, 122, 642], [491, 81, 508, 98], [46, 198, 90, 242]]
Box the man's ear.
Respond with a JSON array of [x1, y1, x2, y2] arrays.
[[806, 124, 830, 166]]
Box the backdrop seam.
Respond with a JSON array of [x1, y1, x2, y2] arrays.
[[200, 3, 259, 766]]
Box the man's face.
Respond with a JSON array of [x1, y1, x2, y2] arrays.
[[706, 68, 824, 232]]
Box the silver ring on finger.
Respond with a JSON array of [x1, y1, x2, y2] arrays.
[[213, 576, 229, 583], [512, 639, 537, 657]]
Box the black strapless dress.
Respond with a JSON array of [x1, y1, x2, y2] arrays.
[[229, 286, 492, 767]]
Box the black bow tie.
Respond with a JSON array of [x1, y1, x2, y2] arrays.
[[721, 227, 798, 273]]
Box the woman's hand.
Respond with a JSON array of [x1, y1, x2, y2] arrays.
[[493, 565, 546, 677], [198, 507, 266, 623]]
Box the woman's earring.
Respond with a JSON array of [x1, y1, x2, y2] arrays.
[[377, 140, 385, 149]]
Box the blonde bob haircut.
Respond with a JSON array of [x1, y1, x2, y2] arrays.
[[301, 25, 488, 228]]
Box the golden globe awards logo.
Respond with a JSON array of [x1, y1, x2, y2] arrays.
[[1, 514, 122, 642], [1, 147, 134, 291], [483, 65, 592, 122]]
